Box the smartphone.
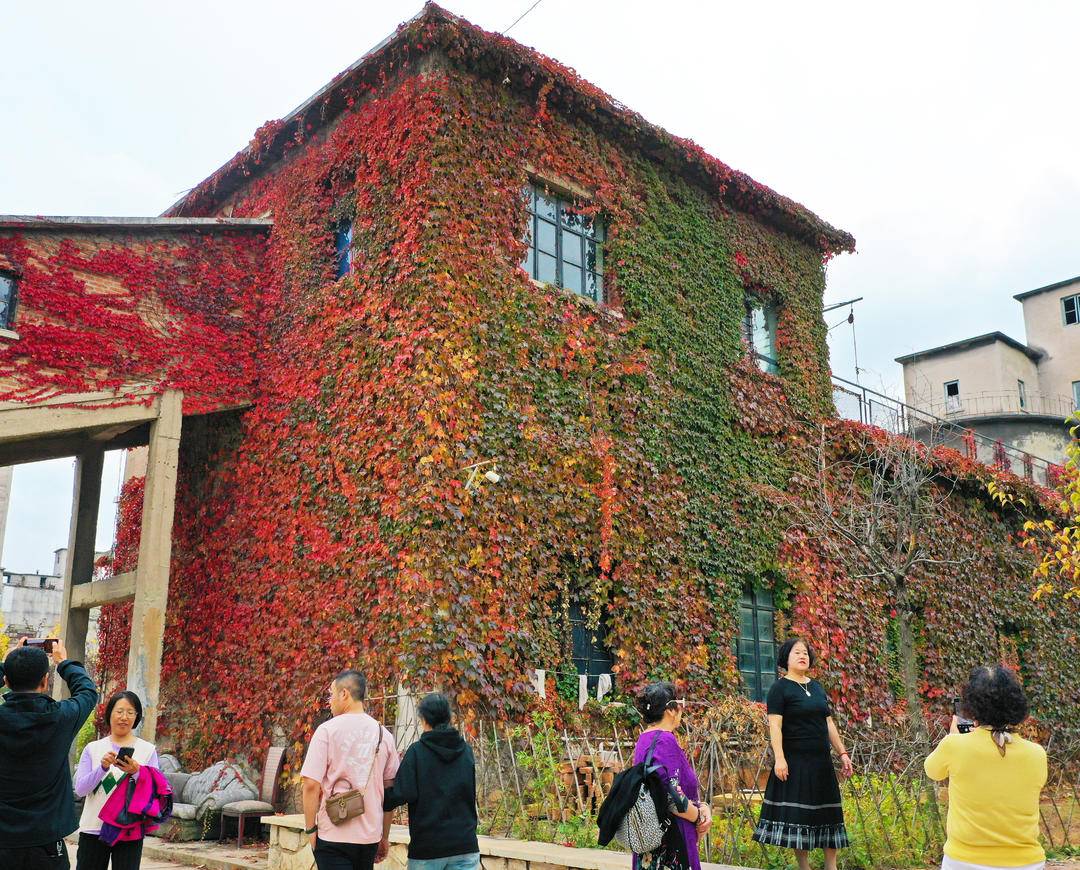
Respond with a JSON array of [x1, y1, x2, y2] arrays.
[[25, 638, 57, 653], [953, 697, 975, 734], [116, 747, 135, 764]]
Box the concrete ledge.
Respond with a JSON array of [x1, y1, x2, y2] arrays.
[[262, 815, 750, 870]]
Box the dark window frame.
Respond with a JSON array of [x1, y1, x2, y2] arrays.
[[741, 298, 779, 374], [521, 185, 605, 304], [0, 270, 19, 331], [334, 220, 353, 279], [736, 586, 777, 703], [568, 601, 614, 692], [1063, 294, 1079, 326]]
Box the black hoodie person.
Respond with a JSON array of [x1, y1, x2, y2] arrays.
[[0, 638, 97, 869], [383, 692, 479, 867]]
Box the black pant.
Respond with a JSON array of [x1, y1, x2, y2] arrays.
[[0, 840, 70, 870], [313, 837, 378, 870], [74, 833, 143, 870]]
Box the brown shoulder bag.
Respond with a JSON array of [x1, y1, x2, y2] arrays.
[[324, 723, 384, 825]]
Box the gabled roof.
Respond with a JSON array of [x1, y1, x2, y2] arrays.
[[1013, 274, 1080, 301], [894, 331, 1043, 365], [164, 3, 854, 256]]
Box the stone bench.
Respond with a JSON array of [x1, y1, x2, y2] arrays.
[[262, 814, 748, 870]]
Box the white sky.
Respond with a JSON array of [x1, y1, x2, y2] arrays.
[[2, 1, 1079, 573]]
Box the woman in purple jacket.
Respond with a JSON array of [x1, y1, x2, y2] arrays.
[[632, 682, 711, 870]]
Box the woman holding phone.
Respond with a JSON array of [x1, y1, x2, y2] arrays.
[[74, 690, 160, 870], [925, 666, 1047, 870]]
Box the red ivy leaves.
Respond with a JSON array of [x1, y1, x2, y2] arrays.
[[0, 232, 272, 412]]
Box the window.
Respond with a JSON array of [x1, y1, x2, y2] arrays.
[[741, 300, 779, 374], [568, 602, 614, 692], [522, 185, 604, 303], [1017, 379, 1027, 411], [944, 380, 961, 413], [737, 586, 777, 702], [334, 221, 353, 279], [0, 271, 17, 330], [39, 577, 46, 589], [1064, 294, 1080, 326], [1073, 381, 1080, 410]]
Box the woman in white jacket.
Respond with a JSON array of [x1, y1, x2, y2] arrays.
[[73, 690, 159, 870]]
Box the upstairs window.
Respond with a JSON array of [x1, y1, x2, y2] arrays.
[[568, 601, 614, 692], [1073, 380, 1080, 410], [944, 380, 961, 413], [334, 221, 353, 279], [1018, 379, 1027, 411], [741, 299, 778, 374], [737, 586, 777, 702], [1064, 294, 1079, 326], [522, 185, 604, 303], [0, 271, 17, 330]]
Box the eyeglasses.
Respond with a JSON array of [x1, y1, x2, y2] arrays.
[[666, 699, 687, 710]]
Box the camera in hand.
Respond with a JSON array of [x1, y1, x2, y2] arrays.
[[116, 747, 135, 763], [953, 697, 975, 734], [25, 638, 58, 653]]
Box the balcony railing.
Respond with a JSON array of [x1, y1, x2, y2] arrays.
[[924, 390, 1076, 421], [832, 375, 1066, 489]]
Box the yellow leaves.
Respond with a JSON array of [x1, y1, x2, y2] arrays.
[[467, 544, 485, 568]]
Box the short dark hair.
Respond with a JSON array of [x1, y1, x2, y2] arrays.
[[777, 638, 816, 671], [961, 665, 1028, 730], [104, 690, 143, 729], [4, 645, 50, 692], [418, 692, 451, 727], [635, 681, 677, 725], [334, 670, 367, 701]]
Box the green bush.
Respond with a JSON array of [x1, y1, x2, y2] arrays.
[[74, 715, 97, 761]]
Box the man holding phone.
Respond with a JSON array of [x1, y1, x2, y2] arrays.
[[0, 638, 97, 869]]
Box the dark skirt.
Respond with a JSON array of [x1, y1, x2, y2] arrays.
[[752, 743, 849, 851]]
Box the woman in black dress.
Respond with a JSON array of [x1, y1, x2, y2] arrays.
[[752, 638, 853, 870]]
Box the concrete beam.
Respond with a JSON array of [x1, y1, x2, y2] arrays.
[[54, 448, 105, 693], [70, 571, 136, 609], [126, 390, 182, 740], [0, 424, 150, 467], [0, 215, 273, 230], [0, 401, 159, 445]]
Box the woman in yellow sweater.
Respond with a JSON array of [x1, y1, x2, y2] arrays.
[[924, 665, 1047, 870]]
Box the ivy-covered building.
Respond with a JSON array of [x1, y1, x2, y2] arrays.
[[2, 4, 1076, 760]]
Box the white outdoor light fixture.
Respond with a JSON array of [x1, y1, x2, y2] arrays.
[[462, 459, 501, 493]]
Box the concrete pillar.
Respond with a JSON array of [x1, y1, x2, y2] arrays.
[[0, 465, 13, 566], [55, 448, 105, 674], [126, 390, 182, 740]]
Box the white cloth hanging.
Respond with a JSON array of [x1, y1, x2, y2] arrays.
[[596, 673, 613, 703]]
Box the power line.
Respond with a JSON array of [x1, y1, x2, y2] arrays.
[[503, 0, 543, 35]]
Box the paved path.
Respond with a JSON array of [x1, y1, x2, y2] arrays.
[[68, 836, 269, 869], [69, 840, 183, 869]]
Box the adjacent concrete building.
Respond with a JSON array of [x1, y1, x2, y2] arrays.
[[2, 567, 62, 639], [1, 546, 108, 643], [896, 276, 1080, 465]]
